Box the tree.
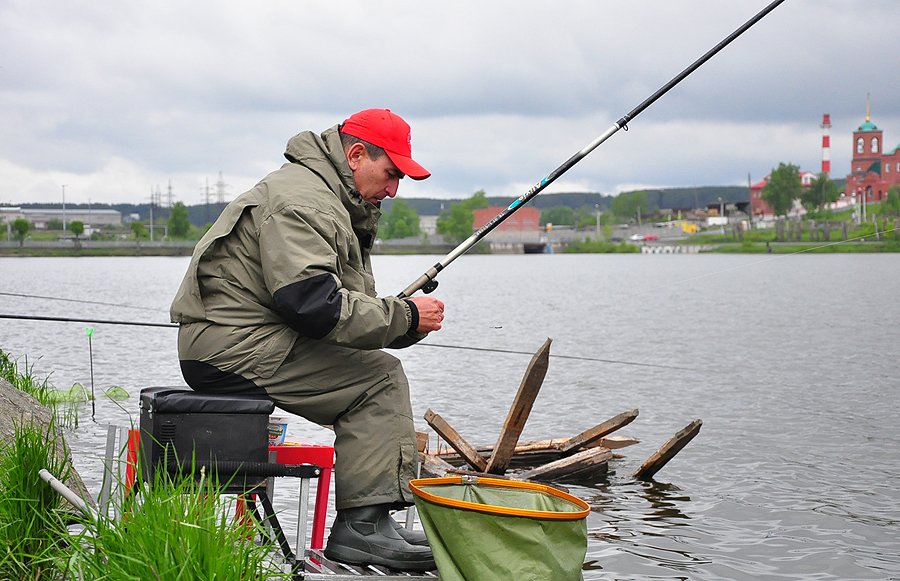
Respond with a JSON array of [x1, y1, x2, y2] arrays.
[[12, 218, 29, 247], [436, 190, 490, 243], [131, 221, 146, 241], [379, 199, 421, 239], [610, 190, 647, 221], [540, 207, 576, 227], [168, 202, 191, 238], [881, 186, 900, 217], [69, 220, 85, 239], [762, 162, 802, 217], [800, 173, 838, 214]]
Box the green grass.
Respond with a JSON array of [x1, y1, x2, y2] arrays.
[[68, 469, 290, 580], [0, 419, 74, 580], [0, 351, 53, 406], [564, 239, 641, 253], [0, 349, 79, 427]]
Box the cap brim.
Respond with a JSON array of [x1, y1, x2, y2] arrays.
[[386, 151, 431, 181]]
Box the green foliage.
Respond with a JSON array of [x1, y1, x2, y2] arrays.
[[131, 221, 146, 240], [12, 218, 29, 246], [68, 220, 85, 239], [800, 173, 839, 214], [564, 238, 641, 253], [0, 419, 73, 580], [0, 351, 52, 406], [436, 190, 490, 243], [168, 202, 191, 238], [68, 470, 289, 580], [881, 186, 900, 217], [762, 163, 802, 217], [610, 190, 648, 221], [540, 206, 576, 227], [379, 199, 421, 239]]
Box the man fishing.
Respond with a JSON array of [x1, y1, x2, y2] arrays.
[[170, 108, 444, 571]]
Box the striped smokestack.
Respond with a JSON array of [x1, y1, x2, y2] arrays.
[[820, 113, 831, 176]]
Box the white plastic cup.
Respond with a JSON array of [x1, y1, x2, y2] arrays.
[[268, 415, 288, 446]]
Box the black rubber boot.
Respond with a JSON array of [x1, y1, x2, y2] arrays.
[[391, 518, 429, 546], [324, 505, 435, 571]]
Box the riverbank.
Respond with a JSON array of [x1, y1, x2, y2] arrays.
[[3, 239, 899, 256]]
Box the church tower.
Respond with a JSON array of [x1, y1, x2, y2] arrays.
[[845, 94, 896, 204], [850, 94, 883, 174]]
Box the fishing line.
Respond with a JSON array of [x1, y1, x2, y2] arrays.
[[0, 291, 164, 313], [0, 312, 690, 371], [418, 342, 696, 371]]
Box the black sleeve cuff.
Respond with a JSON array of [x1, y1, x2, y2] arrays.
[[402, 299, 419, 333]]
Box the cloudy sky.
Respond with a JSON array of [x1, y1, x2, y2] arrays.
[[2, 0, 899, 206]]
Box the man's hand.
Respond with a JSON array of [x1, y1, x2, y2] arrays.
[[409, 296, 444, 333]]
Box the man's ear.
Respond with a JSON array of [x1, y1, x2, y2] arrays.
[[345, 142, 367, 171]]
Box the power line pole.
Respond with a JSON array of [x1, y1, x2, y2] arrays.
[[61, 184, 67, 230], [215, 171, 228, 204], [149, 187, 155, 242]]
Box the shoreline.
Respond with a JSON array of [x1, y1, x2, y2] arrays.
[[1, 241, 898, 256]]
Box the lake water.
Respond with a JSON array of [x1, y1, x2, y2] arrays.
[[1, 253, 898, 580]]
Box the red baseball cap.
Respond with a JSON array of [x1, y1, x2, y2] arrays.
[[341, 109, 431, 180]]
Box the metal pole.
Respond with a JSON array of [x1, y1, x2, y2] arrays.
[[61, 184, 67, 231], [398, 0, 787, 298], [39, 469, 97, 520]]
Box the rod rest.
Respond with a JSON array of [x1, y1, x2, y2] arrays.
[[165, 461, 322, 479]]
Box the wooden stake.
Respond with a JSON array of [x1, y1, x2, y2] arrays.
[[423, 409, 487, 472], [559, 409, 639, 455], [633, 419, 702, 480], [519, 447, 612, 483], [485, 338, 552, 475]]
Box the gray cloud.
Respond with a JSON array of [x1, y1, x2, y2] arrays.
[[1, 0, 898, 205]]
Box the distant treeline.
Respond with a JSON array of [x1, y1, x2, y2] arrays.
[[17, 181, 845, 228]]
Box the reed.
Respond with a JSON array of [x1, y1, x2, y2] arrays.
[[68, 468, 290, 580], [0, 350, 52, 405], [0, 418, 73, 580], [0, 349, 78, 427]]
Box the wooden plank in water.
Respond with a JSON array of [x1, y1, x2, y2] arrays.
[[485, 338, 552, 475], [599, 435, 640, 450], [419, 452, 457, 478], [519, 446, 612, 482], [559, 409, 639, 455], [423, 409, 487, 472], [633, 419, 702, 480], [415, 431, 429, 453]]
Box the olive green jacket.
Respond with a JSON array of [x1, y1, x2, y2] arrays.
[[170, 125, 421, 379]]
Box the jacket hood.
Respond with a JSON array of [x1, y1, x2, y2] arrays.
[[283, 124, 381, 244]]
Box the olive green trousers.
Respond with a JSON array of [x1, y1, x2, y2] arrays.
[[256, 339, 418, 511]]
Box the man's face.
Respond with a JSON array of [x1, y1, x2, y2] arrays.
[[348, 145, 404, 205]]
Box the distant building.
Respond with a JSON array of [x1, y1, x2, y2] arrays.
[[419, 215, 438, 236], [748, 170, 818, 219], [845, 98, 900, 204], [472, 207, 539, 232], [0, 207, 122, 229]]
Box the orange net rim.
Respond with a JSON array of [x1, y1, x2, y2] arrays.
[[409, 476, 591, 521]]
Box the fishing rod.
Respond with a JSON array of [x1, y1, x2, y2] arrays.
[[0, 312, 690, 370], [398, 0, 787, 299]]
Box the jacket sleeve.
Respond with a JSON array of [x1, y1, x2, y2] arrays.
[[259, 204, 414, 350]]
